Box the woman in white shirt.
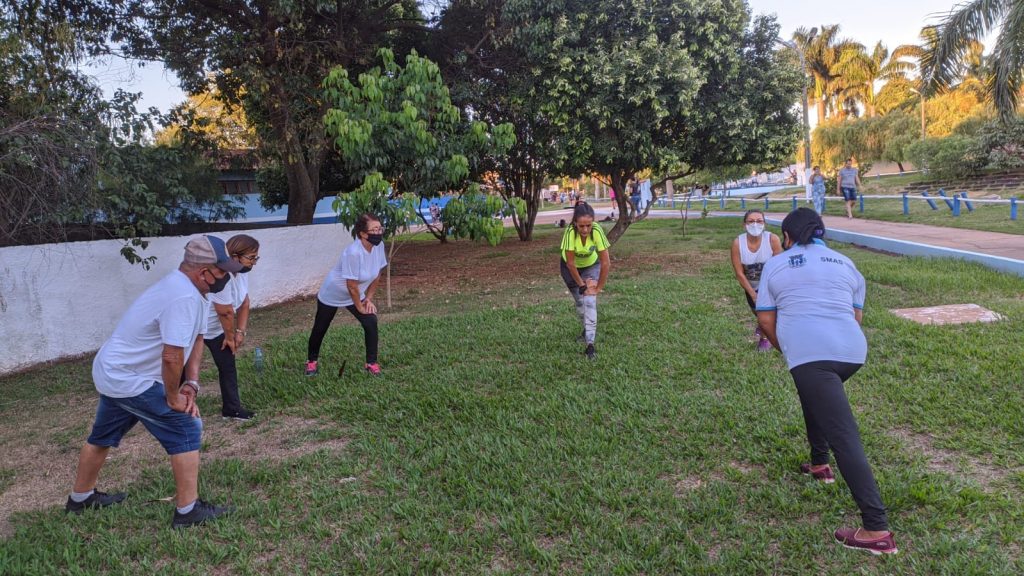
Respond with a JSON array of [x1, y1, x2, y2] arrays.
[[730, 210, 782, 351], [306, 214, 387, 376], [204, 234, 260, 420]]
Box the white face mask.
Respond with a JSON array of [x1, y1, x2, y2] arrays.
[[745, 223, 764, 237]]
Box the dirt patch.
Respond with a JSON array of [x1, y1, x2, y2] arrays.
[[892, 427, 1016, 491], [0, 413, 346, 538]]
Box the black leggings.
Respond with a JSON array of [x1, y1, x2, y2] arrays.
[[790, 360, 888, 531], [307, 299, 378, 364], [203, 334, 242, 414]]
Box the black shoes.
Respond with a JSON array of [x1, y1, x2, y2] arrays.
[[172, 499, 235, 529], [585, 343, 596, 360], [222, 408, 256, 421], [65, 490, 127, 514]]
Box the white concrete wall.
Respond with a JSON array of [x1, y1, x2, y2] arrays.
[[0, 224, 352, 375]]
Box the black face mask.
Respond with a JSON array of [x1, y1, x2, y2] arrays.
[[206, 270, 231, 293], [366, 233, 384, 246], [238, 266, 253, 274]]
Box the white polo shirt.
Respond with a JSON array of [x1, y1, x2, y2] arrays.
[[317, 241, 387, 307], [205, 273, 249, 339], [92, 270, 208, 398], [755, 241, 867, 370]]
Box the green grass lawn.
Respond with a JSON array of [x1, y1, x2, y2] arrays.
[[2, 219, 1024, 574]]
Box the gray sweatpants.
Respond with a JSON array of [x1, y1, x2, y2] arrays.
[[560, 259, 600, 344]]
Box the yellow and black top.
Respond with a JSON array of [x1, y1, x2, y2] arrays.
[[560, 224, 610, 268]]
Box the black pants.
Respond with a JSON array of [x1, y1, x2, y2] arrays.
[[204, 334, 242, 415], [790, 360, 888, 531], [307, 299, 378, 364]]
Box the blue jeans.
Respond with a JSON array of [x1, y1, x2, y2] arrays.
[[841, 187, 858, 202], [87, 382, 203, 455]]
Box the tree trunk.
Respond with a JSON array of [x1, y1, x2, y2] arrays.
[[605, 171, 632, 244], [261, 31, 320, 225], [816, 99, 826, 124]]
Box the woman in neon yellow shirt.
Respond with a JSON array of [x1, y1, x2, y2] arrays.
[[559, 202, 611, 360]]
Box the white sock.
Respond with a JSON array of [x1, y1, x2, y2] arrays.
[[176, 500, 197, 515], [70, 490, 95, 503]]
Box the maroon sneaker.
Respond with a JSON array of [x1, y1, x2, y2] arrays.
[[834, 527, 898, 555], [799, 463, 835, 484]]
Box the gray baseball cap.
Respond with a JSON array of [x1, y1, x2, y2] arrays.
[[184, 235, 244, 273]]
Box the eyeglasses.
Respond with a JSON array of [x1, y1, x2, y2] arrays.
[[367, 228, 384, 234], [237, 254, 260, 263]]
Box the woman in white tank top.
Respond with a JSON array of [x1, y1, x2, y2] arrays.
[[730, 209, 782, 350]]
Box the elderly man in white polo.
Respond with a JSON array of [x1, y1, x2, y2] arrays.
[[66, 235, 241, 529]]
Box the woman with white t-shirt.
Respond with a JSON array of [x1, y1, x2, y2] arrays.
[[730, 209, 782, 351], [306, 214, 387, 376], [204, 234, 260, 420]]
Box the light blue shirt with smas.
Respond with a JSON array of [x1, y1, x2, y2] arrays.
[[755, 241, 867, 370]]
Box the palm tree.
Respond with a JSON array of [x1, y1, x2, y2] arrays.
[[793, 25, 864, 123], [923, 0, 1021, 120], [835, 41, 920, 117]]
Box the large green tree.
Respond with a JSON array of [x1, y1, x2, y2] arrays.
[[508, 0, 801, 242], [433, 0, 564, 241], [123, 0, 425, 224], [0, 2, 231, 264]]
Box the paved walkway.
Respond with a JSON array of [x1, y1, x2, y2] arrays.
[[529, 206, 1024, 265]]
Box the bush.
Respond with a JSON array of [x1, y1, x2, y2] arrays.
[[906, 136, 976, 180]]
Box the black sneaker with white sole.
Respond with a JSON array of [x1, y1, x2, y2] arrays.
[[65, 490, 127, 514], [171, 499, 235, 529]]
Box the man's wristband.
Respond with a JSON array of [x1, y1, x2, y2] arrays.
[[183, 380, 200, 394], [234, 329, 246, 336]]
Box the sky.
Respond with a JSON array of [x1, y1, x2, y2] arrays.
[[80, 0, 965, 116]]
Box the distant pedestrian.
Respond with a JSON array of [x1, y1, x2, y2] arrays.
[[756, 208, 896, 555], [730, 209, 782, 351], [837, 158, 862, 219], [204, 234, 260, 421], [811, 166, 827, 215], [559, 202, 610, 360], [306, 214, 387, 377], [66, 235, 241, 528]]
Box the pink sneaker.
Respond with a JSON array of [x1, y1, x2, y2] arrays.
[[799, 463, 835, 484], [305, 360, 318, 376], [834, 527, 898, 555], [364, 363, 381, 376], [757, 337, 773, 352]]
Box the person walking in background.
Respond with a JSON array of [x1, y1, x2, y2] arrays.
[[204, 234, 260, 421], [837, 158, 862, 219], [66, 235, 240, 528], [729, 209, 782, 351], [306, 214, 387, 376], [756, 208, 896, 555], [811, 166, 827, 215], [559, 202, 610, 360]]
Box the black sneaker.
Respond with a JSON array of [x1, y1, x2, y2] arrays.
[[171, 498, 234, 529], [222, 408, 256, 421], [585, 343, 596, 360], [65, 490, 127, 514]]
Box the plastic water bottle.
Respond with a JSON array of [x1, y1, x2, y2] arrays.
[[254, 347, 264, 375]]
